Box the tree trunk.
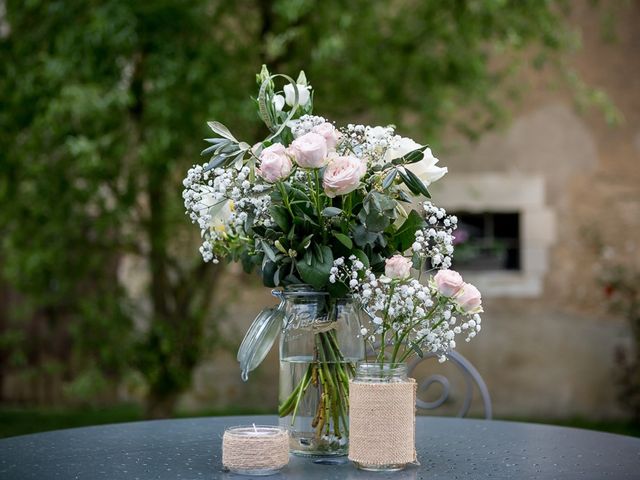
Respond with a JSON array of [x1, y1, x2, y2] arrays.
[[145, 391, 179, 419]]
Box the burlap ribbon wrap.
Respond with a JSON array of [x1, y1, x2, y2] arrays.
[[348, 378, 417, 466], [222, 429, 289, 472]]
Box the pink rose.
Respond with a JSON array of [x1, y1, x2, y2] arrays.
[[456, 283, 482, 313], [434, 269, 464, 297], [384, 255, 412, 279], [290, 132, 328, 168], [322, 155, 366, 198], [312, 122, 340, 151], [257, 143, 292, 183]]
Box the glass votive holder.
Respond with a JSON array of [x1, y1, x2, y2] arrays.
[[222, 425, 289, 476]]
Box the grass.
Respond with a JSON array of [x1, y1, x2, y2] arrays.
[[0, 404, 271, 439], [1, 405, 639, 439]]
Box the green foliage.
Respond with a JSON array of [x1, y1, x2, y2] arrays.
[[0, 0, 245, 414], [0, 0, 602, 412], [394, 211, 427, 253]]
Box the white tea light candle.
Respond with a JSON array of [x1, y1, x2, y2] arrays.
[[222, 425, 289, 476]]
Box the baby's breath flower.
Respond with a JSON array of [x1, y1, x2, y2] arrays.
[[330, 256, 482, 361]]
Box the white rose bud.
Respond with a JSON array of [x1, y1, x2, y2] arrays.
[[272, 94, 285, 112], [456, 283, 483, 313], [283, 83, 311, 106]]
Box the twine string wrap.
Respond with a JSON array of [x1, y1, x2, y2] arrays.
[[222, 427, 289, 472], [348, 379, 417, 466]]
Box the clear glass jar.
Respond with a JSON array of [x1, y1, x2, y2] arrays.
[[355, 362, 408, 383], [350, 362, 414, 472], [277, 285, 364, 456]]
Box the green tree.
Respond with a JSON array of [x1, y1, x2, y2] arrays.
[[0, 0, 611, 415]]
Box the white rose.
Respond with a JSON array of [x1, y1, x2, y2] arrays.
[[322, 154, 366, 198], [407, 147, 447, 186], [312, 122, 340, 151], [384, 255, 412, 279], [284, 83, 311, 106], [290, 132, 328, 168], [257, 143, 292, 183], [433, 269, 464, 297], [384, 136, 421, 162], [386, 136, 447, 186]]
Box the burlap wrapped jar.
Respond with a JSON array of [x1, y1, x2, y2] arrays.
[[348, 363, 417, 471]]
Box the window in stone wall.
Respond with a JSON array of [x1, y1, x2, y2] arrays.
[[451, 212, 520, 271]]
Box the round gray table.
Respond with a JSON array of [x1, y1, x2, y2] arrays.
[[1, 415, 639, 479]]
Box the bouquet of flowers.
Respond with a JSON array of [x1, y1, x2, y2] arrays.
[[182, 66, 483, 452]]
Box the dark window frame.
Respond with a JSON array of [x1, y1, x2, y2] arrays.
[[451, 211, 521, 272]]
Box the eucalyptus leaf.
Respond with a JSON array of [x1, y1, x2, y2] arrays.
[[391, 145, 427, 165], [397, 167, 425, 196], [203, 155, 227, 172], [232, 150, 245, 165], [360, 191, 396, 232], [204, 138, 227, 145], [402, 167, 431, 198], [352, 224, 378, 247], [217, 142, 237, 154], [261, 240, 277, 262], [397, 189, 412, 203], [322, 207, 343, 217], [207, 121, 238, 142], [382, 169, 398, 189], [201, 143, 223, 156]]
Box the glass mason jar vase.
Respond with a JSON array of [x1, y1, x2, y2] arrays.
[[277, 285, 364, 456], [349, 363, 416, 471]]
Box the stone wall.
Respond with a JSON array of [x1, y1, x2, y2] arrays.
[[180, 2, 640, 420]]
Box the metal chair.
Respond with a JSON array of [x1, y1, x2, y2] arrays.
[[408, 350, 492, 419]]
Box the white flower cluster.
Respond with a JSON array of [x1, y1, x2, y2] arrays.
[[182, 163, 272, 262], [330, 256, 481, 362], [289, 114, 327, 138], [411, 201, 457, 269], [337, 124, 396, 166]]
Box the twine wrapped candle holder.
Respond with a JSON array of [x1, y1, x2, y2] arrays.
[[222, 425, 289, 476]]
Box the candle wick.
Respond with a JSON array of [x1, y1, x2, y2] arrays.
[[253, 423, 258, 433]]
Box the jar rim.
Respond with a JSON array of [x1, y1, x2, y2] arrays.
[[275, 285, 329, 297], [356, 362, 408, 374]]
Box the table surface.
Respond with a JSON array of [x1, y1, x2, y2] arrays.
[[1, 415, 639, 480]]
